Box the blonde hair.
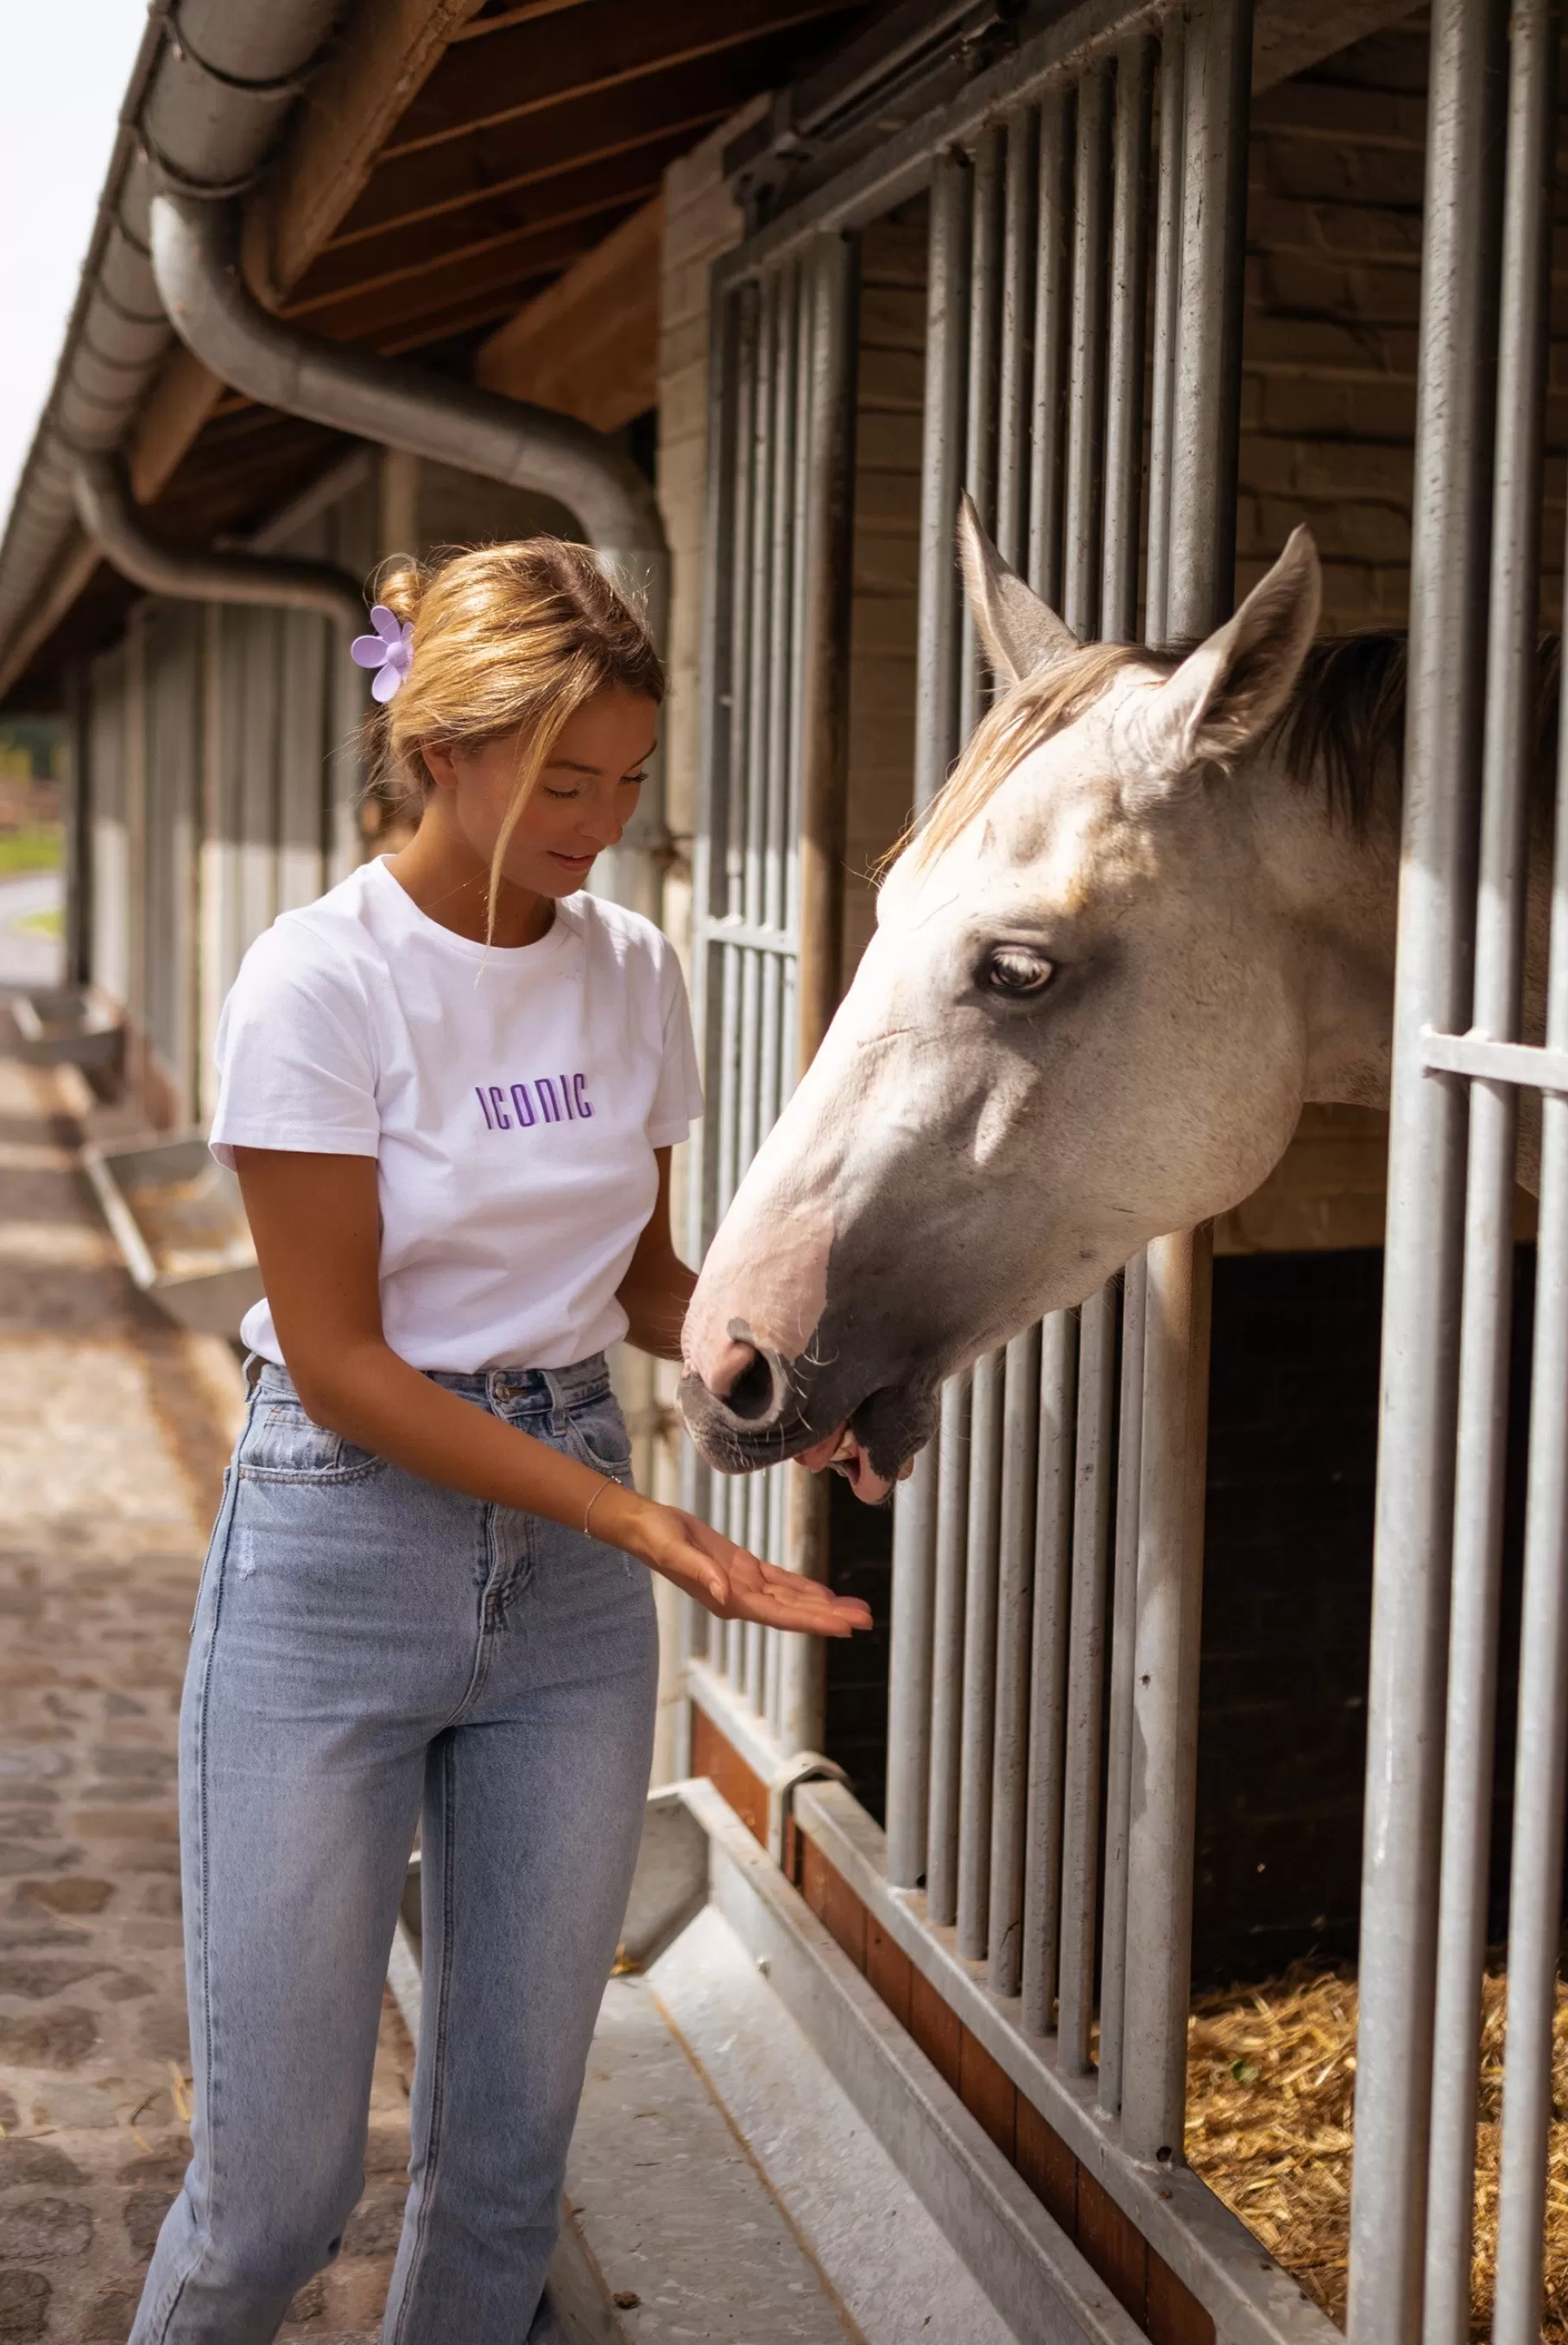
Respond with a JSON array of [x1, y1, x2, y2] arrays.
[[370, 536, 664, 916], [895, 640, 1143, 875]]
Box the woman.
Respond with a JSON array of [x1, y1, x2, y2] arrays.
[[131, 540, 870, 2345]]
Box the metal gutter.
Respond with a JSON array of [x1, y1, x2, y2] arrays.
[[0, 0, 350, 694]]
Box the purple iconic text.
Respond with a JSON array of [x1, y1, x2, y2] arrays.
[[475, 1071, 595, 1131]]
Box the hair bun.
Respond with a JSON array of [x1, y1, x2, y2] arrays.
[[370, 555, 424, 628]]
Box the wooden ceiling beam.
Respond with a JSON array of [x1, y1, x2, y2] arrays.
[[326, 45, 770, 246], [294, 218, 614, 345], [294, 131, 692, 307], [383, 0, 851, 160], [477, 193, 662, 432], [450, 0, 592, 39]]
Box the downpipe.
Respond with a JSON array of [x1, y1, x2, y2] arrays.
[[148, 189, 673, 919], [72, 448, 366, 882]]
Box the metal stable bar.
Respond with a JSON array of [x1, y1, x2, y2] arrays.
[[1063, 59, 1110, 639], [1144, 15, 1185, 648], [1120, 0, 1251, 2169], [957, 1349, 1006, 1958], [1347, 0, 1505, 2330], [1057, 1283, 1117, 2073], [1424, 11, 1557, 2337], [1021, 1309, 1079, 2035], [926, 1371, 974, 1925], [995, 109, 1037, 572], [959, 125, 1005, 742], [888, 152, 971, 1887], [1029, 85, 1072, 605], [1097, 1251, 1148, 2116], [1101, 35, 1154, 644], [1492, 610, 1568, 2345], [989, 1325, 1043, 1994]]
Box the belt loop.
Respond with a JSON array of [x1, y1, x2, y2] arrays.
[[243, 1351, 263, 1394], [542, 1367, 566, 1434]]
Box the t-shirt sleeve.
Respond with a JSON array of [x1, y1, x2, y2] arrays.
[[646, 940, 705, 1148], [207, 923, 381, 1170]]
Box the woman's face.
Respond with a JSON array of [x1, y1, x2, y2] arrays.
[[422, 684, 658, 898]]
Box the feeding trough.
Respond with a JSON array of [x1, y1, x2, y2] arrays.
[[82, 1132, 262, 1337], [11, 984, 123, 1076]]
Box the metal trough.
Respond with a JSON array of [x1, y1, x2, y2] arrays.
[[82, 1132, 262, 1337], [12, 984, 123, 1075]]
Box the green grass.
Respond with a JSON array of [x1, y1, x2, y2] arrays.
[[16, 906, 61, 937], [0, 823, 60, 876]]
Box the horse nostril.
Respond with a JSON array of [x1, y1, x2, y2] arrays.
[[723, 1349, 782, 1425]]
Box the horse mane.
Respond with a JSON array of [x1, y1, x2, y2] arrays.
[[903, 628, 1563, 867]]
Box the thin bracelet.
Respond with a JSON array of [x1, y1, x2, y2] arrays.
[[583, 1476, 612, 1537]]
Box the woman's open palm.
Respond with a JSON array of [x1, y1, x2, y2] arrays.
[[642, 1505, 872, 1638]]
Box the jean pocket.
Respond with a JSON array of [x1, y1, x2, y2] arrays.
[[237, 1400, 384, 1483], [566, 1394, 635, 1482]]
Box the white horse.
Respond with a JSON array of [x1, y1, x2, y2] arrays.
[[680, 502, 1548, 1501]]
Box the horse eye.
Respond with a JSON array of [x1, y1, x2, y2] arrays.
[[982, 945, 1054, 997]]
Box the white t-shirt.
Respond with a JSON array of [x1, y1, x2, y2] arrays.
[[210, 857, 703, 1370]]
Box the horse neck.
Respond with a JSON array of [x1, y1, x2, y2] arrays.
[[1249, 743, 1402, 1112]]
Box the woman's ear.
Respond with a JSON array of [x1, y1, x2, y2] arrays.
[[420, 740, 458, 794]]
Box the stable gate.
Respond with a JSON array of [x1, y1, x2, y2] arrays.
[[683, 1, 1568, 2339]]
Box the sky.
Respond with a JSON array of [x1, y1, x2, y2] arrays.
[[0, 3, 150, 522]]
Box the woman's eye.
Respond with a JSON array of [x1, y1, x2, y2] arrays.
[[621, 772, 646, 789], [543, 785, 582, 801], [981, 945, 1053, 997]]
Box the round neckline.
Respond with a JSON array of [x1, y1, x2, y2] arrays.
[[370, 855, 579, 967]]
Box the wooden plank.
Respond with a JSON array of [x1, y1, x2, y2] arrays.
[[907, 1966, 962, 2095], [1015, 2097, 1080, 2241], [800, 1836, 868, 1972], [383, 0, 853, 161], [1077, 2168, 1150, 2331], [691, 1704, 769, 1848], [292, 218, 617, 348], [477, 197, 663, 431], [958, 2025, 1017, 2161], [864, 1912, 913, 2030], [1148, 2249, 1219, 2345], [251, 0, 495, 305]]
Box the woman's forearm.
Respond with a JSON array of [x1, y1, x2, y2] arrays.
[[293, 1339, 660, 1558]]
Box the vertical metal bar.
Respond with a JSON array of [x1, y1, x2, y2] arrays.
[[796, 232, 858, 1071], [1122, 1225, 1214, 2158], [1097, 1253, 1148, 2115], [1057, 1284, 1117, 2074], [744, 288, 775, 937], [1102, 36, 1154, 644], [996, 110, 1037, 572], [1425, 10, 1557, 2339], [1119, 0, 1251, 2173], [891, 155, 971, 1886], [1063, 60, 1111, 641], [914, 149, 971, 817], [960, 125, 1005, 742], [1021, 1310, 1079, 2036], [1145, 16, 1185, 646], [888, 1442, 939, 1886], [1028, 86, 1072, 606], [926, 1371, 973, 1926], [765, 267, 797, 943], [989, 1324, 1042, 1994], [1494, 721, 1568, 2345], [1348, 0, 1505, 2331], [957, 1348, 1005, 1959]]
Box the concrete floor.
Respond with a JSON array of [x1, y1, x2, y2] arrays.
[[0, 1029, 414, 2345]]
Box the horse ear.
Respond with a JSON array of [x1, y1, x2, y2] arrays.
[[957, 492, 1078, 686], [1116, 528, 1322, 796]]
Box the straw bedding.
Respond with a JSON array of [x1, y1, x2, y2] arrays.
[[1183, 1964, 1568, 2337]]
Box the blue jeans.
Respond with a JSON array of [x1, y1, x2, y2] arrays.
[[131, 1356, 659, 2345]]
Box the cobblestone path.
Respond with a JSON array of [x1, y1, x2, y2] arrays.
[[0, 1045, 414, 2344]]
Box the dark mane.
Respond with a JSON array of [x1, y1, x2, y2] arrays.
[[1274, 632, 1563, 830]]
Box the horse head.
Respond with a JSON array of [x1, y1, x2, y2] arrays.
[[680, 504, 1351, 1500]]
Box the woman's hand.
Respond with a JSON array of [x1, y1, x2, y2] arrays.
[[624, 1500, 872, 1638]]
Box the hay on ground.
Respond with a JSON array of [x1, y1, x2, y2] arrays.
[[1184, 1964, 1568, 2338]]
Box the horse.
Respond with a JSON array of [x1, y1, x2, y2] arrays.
[[678, 499, 1552, 1502]]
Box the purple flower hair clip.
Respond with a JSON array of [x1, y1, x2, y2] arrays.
[[351, 604, 414, 703]]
